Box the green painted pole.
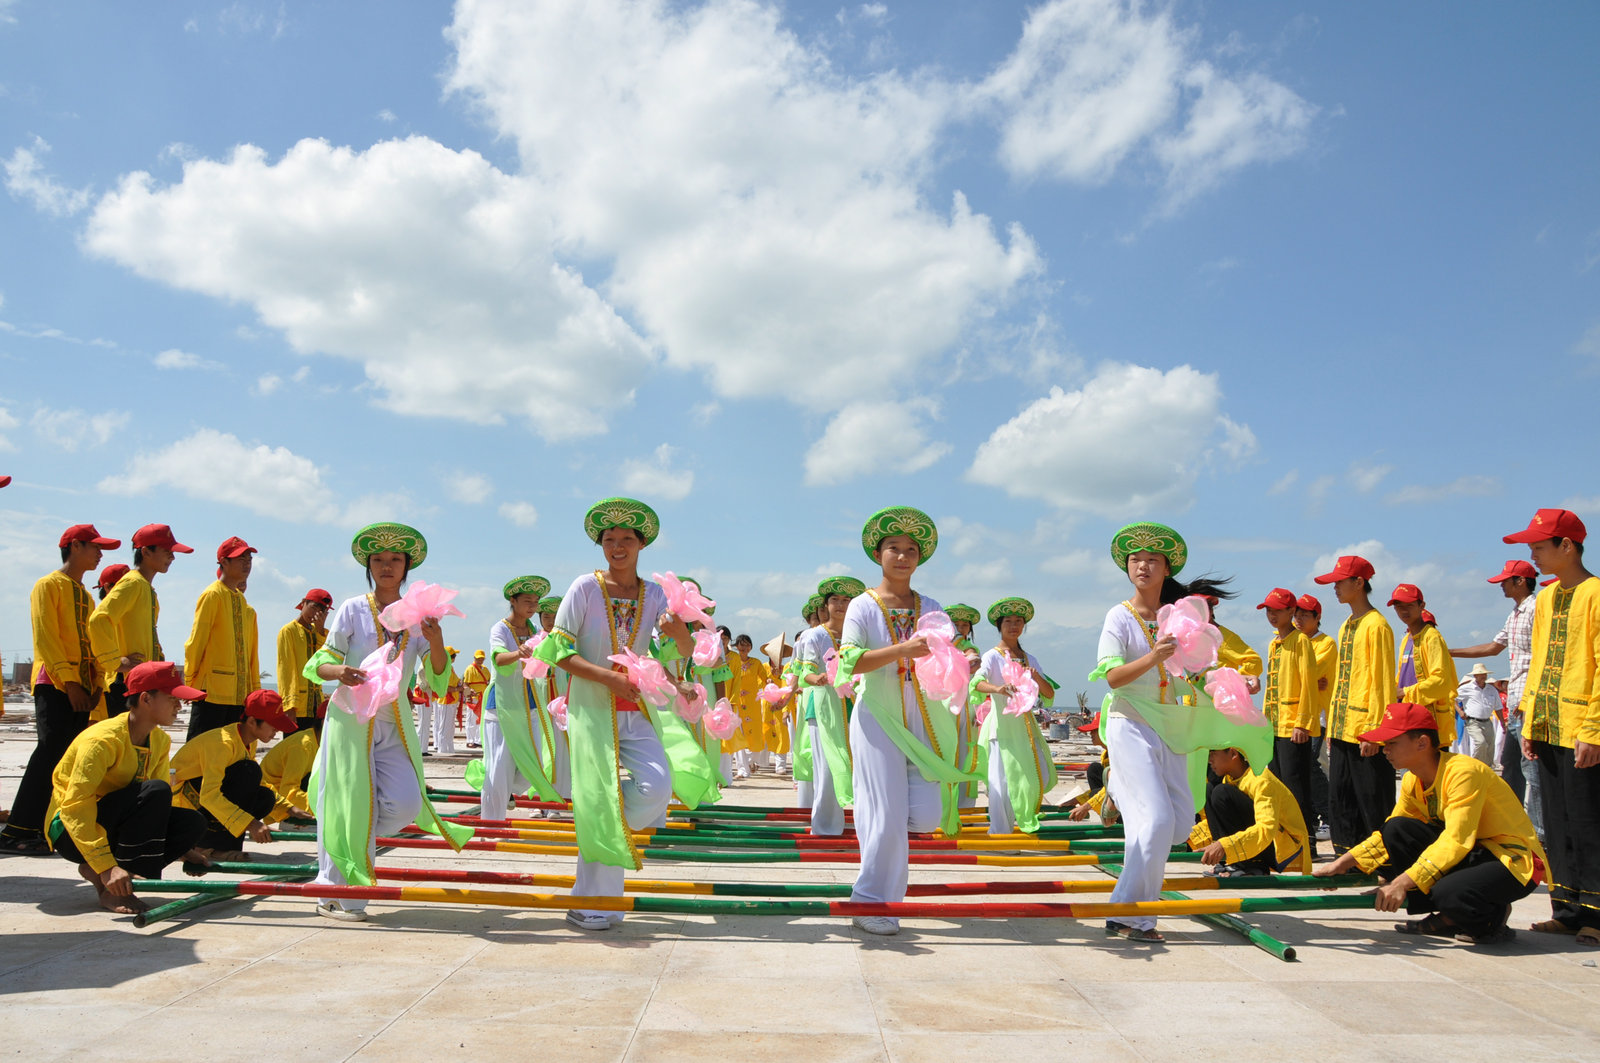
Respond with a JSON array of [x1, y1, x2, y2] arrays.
[[133, 872, 310, 929], [1100, 862, 1307, 963]]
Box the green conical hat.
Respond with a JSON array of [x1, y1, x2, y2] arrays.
[[351, 523, 427, 569], [817, 575, 866, 599], [945, 603, 980, 626], [1110, 522, 1187, 576], [987, 597, 1035, 626], [537, 595, 562, 614], [503, 575, 551, 601], [583, 497, 660, 547], [803, 593, 825, 621], [861, 506, 937, 563]]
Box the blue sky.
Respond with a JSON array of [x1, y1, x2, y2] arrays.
[[2, 0, 1597, 694]]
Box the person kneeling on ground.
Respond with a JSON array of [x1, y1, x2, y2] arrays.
[[1316, 701, 1545, 944], [44, 662, 210, 915], [171, 689, 305, 861], [1188, 746, 1312, 876]]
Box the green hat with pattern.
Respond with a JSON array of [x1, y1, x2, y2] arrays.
[[945, 603, 980, 627], [537, 595, 562, 614], [503, 575, 551, 601], [351, 522, 427, 569], [861, 505, 937, 563], [1110, 522, 1187, 576], [583, 497, 660, 547], [987, 597, 1035, 626], [817, 575, 865, 600], [803, 593, 825, 620]]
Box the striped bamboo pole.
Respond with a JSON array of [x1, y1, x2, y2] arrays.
[[1099, 861, 1303, 962], [132, 872, 311, 929]]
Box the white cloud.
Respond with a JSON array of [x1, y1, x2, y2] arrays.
[[30, 407, 131, 451], [1347, 461, 1392, 494], [1039, 549, 1095, 576], [966, 363, 1255, 515], [1561, 496, 1600, 513], [620, 443, 693, 502], [1267, 469, 1298, 495], [1, 1, 19, 26], [377, 108, 397, 123], [499, 501, 539, 527], [803, 397, 951, 486], [83, 137, 653, 441], [97, 428, 405, 524], [0, 405, 18, 451], [4, 136, 92, 216], [254, 373, 282, 395], [153, 347, 222, 370], [1385, 475, 1499, 506], [978, 0, 1314, 210], [447, 472, 493, 504], [1574, 323, 1600, 358]]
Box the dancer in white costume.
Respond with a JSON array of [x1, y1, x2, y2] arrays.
[[794, 577, 864, 837], [481, 575, 566, 818], [971, 597, 1057, 836]]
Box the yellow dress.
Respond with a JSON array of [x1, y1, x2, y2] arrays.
[[724, 653, 770, 754]]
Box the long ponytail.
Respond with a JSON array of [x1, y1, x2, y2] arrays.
[[1160, 573, 1235, 606]]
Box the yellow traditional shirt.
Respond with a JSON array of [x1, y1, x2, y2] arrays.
[[1519, 577, 1600, 749], [260, 728, 318, 821], [1263, 628, 1317, 737], [1303, 631, 1336, 729], [45, 715, 170, 874], [1349, 750, 1545, 893], [171, 722, 293, 835], [462, 662, 491, 696], [724, 653, 771, 753], [1399, 624, 1460, 747], [1188, 767, 1311, 873], [183, 580, 260, 705], [31, 570, 101, 700], [1328, 610, 1398, 744], [88, 570, 162, 692], [1216, 625, 1264, 676], [275, 619, 326, 718]]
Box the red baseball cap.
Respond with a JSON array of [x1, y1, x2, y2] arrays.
[[1503, 508, 1587, 545], [1488, 560, 1538, 583], [125, 661, 205, 700], [59, 524, 121, 549], [1256, 587, 1296, 610], [244, 689, 297, 733], [217, 536, 258, 562], [1387, 583, 1424, 606], [97, 563, 131, 592], [1542, 577, 1558, 588], [298, 588, 333, 609], [132, 524, 194, 553], [1313, 555, 1375, 584], [1421, 610, 1437, 625], [0, 475, 11, 488], [1359, 702, 1437, 744], [1295, 593, 1322, 615], [1077, 712, 1102, 734]]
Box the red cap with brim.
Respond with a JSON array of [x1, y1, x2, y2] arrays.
[[298, 588, 333, 609], [1077, 712, 1101, 734], [1256, 587, 1296, 610], [0, 475, 11, 488], [1387, 583, 1423, 606], [1295, 593, 1322, 615], [97, 563, 131, 591], [1359, 702, 1437, 744], [244, 690, 297, 733], [132, 524, 194, 553], [125, 661, 206, 700], [59, 524, 122, 550], [217, 536, 258, 562], [1488, 560, 1538, 583], [1503, 508, 1586, 545], [1313, 555, 1375, 585]]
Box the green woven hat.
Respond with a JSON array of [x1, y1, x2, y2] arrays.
[[503, 575, 551, 601], [945, 603, 980, 627], [537, 595, 562, 614], [817, 575, 865, 600], [987, 597, 1035, 626], [351, 522, 427, 569], [861, 506, 937, 563], [803, 593, 825, 620], [1110, 522, 1187, 576], [583, 497, 660, 547]]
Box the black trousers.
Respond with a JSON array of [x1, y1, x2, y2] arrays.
[[1533, 740, 1600, 931], [104, 676, 129, 718], [1327, 738, 1395, 853], [1085, 760, 1105, 794], [1272, 735, 1317, 840], [1499, 719, 1527, 803], [191, 760, 279, 850], [2, 685, 91, 838], [53, 779, 207, 880], [186, 701, 244, 742], [1309, 735, 1331, 827], [1374, 816, 1535, 936], [1203, 782, 1280, 873]]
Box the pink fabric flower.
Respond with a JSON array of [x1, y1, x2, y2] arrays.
[[653, 571, 716, 628], [703, 697, 739, 740], [913, 610, 970, 706], [758, 682, 790, 705], [1000, 657, 1040, 717], [692, 627, 722, 667], [974, 697, 993, 726], [607, 648, 678, 708], [378, 580, 466, 635], [1204, 667, 1268, 726], [1156, 595, 1223, 675], [549, 695, 568, 731], [521, 631, 550, 679], [823, 648, 854, 698], [330, 643, 404, 723], [675, 683, 710, 724]]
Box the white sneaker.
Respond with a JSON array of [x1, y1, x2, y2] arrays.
[[852, 915, 900, 936], [566, 910, 612, 931], [1316, 824, 1331, 842], [316, 901, 368, 923]]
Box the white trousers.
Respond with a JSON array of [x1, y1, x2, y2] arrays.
[[465, 710, 481, 745], [1462, 717, 1496, 766], [417, 700, 433, 748], [1105, 714, 1193, 931], [313, 708, 422, 912], [849, 702, 940, 911], [432, 703, 455, 755], [986, 732, 1053, 836], [479, 712, 526, 817], [573, 711, 671, 920], [809, 717, 844, 836]]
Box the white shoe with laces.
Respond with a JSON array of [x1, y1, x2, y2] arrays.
[[566, 910, 612, 931], [316, 901, 368, 923], [852, 915, 900, 936]]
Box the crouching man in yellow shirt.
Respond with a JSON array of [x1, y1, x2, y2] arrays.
[[171, 689, 303, 860], [1188, 746, 1311, 876], [1317, 702, 1545, 944], [45, 662, 210, 915]]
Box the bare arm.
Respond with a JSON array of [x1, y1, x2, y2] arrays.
[[1450, 643, 1505, 659]]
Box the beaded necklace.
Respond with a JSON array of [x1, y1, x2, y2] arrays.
[[866, 589, 940, 756], [1121, 600, 1168, 703]]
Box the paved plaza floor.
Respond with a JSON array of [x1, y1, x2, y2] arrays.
[[3, 705, 1597, 1062]]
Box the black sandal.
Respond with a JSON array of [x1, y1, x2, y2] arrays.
[[0, 833, 51, 855], [1395, 913, 1453, 936]]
